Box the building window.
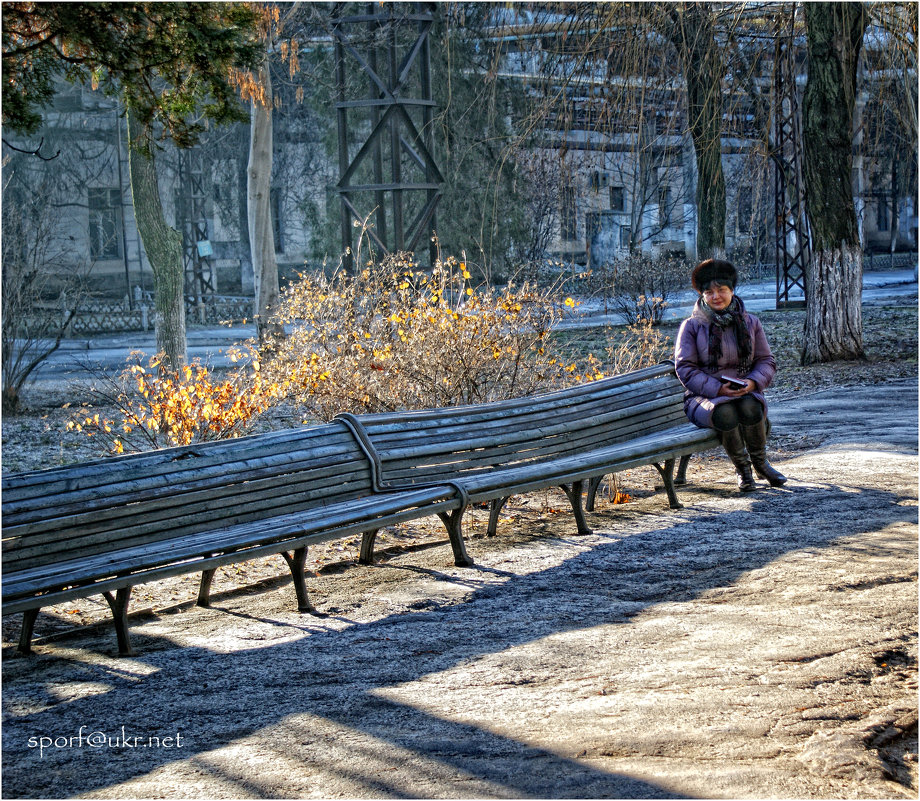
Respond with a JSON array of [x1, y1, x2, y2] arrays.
[[270, 188, 284, 253], [737, 186, 753, 234], [88, 188, 122, 260], [619, 226, 632, 249], [609, 185, 625, 212], [876, 194, 889, 232], [560, 185, 577, 241], [211, 159, 240, 240], [658, 185, 671, 227]]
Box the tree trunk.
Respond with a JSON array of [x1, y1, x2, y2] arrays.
[[801, 2, 868, 365], [802, 244, 864, 361], [248, 60, 284, 346], [126, 106, 186, 370], [685, 21, 726, 261], [656, 5, 726, 261]]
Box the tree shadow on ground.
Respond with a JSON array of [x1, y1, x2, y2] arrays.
[[2, 463, 915, 799]]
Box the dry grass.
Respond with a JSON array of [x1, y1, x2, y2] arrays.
[[2, 303, 915, 475]]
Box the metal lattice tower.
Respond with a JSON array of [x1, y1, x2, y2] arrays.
[[178, 148, 216, 322], [772, 5, 810, 309], [332, 2, 443, 270]]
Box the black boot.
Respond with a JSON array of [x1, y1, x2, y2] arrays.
[[742, 419, 787, 487], [718, 426, 757, 492]]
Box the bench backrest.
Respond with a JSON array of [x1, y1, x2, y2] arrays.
[[353, 362, 688, 487], [3, 364, 691, 586], [2, 422, 374, 577]]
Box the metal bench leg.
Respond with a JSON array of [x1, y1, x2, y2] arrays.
[[102, 587, 136, 657], [437, 509, 474, 567], [585, 475, 604, 512], [653, 459, 684, 509], [282, 548, 316, 613], [675, 454, 691, 485], [359, 528, 380, 565], [560, 481, 593, 535], [17, 608, 40, 655], [197, 568, 217, 607], [487, 497, 510, 537]]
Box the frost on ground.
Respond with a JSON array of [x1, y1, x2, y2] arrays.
[[1, 378, 917, 800]]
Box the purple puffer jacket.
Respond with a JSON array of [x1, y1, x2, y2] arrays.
[[674, 297, 777, 429]]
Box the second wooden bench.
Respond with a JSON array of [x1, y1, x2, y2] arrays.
[[338, 361, 720, 566]]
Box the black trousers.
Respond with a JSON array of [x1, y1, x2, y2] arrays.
[[711, 395, 763, 432]]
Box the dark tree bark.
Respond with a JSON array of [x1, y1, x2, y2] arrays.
[[801, 2, 869, 364], [654, 4, 726, 261], [248, 60, 284, 347], [126, 106, 186, 370]]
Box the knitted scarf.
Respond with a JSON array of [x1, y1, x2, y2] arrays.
[[698, 295, 753, 374]]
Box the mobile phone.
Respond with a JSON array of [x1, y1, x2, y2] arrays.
[[720, 375, 747, 389]]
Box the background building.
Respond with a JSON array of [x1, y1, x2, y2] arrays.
[[2, 2, 915, 326]]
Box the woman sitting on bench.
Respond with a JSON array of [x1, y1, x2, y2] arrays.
[[674, 258, 787, 492]]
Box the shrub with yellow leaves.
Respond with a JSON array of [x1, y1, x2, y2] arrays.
[[67, 350, 281, 454], [260, 253, 595, 419], [606, 316, 669, 374]]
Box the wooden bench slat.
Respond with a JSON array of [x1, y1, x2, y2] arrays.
[[449, 425, 719, 500], [363, 376, 681, 433], [0, 490, 465, 616], [369, 395, 683, 465], [3, 423, 344, 482], [377, 409, 690, 483], [379, 419, 700, 487], [2, 433, 362, 515], [361, 375, 679, 438], [4, 464, 371, 544], [356, 362, 676, 425], [3, 484, 460, 600], [2, 470, 377, 567], [2, 423, 344, 491], [364, 388, 683, 452], [3, 451, 372, 528], [376, 406, 686, 470]]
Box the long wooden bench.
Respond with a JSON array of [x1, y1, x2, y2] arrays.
[[2, 361, 719, 656], [1, 424, 461, 656], [338, 362, 720, 565]]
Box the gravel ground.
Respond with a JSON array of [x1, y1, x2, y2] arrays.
[[1, 303, 917, 799]]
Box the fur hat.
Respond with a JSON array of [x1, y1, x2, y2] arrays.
[[691, 259, 737, 293]]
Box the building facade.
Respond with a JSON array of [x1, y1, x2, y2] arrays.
[[2, 7, 915, 312]]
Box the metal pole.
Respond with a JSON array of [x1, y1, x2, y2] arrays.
[[772, 3, 808, 310], [389, 15, 404, 252], [114, 106, 133, 308], [333, 3, 354, 273], [420, 3, 437, 267], [369, 4, 388, 248]]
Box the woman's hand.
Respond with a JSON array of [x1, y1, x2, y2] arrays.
[[717, 378, 756, 397]]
